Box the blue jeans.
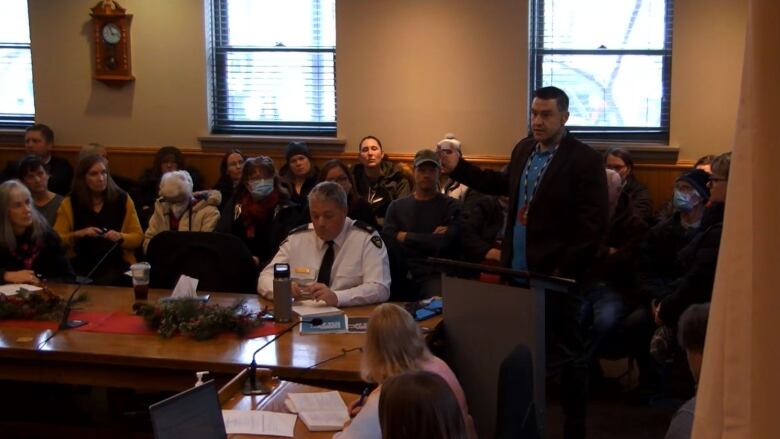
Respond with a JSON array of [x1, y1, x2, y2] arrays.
[[582, 285, 628, 360]]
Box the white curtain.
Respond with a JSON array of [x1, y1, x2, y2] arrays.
[[692, 0, 780, 437]]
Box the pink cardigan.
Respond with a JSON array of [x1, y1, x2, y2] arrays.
[[334, 355, 475, 439]]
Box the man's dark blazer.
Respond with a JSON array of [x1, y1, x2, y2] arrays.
[[450, 131, 609, 281]]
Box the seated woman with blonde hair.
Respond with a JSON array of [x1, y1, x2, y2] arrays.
[[0, 180, 73, 284], [143, 170, 221, 253], [335, 303, 474, 439]]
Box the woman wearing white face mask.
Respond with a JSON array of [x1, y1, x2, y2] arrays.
[[142, 170, 222, 253], [216, 156, 305, 267]]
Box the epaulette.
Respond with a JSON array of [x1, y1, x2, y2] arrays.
[[288, 223, 310, 235], [354, 221, 384, 249], [352, 220, 376, 234]]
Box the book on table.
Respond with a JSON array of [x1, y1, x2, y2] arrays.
[[284, 391, 349, 432]]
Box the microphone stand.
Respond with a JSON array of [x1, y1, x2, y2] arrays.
[[59, 238, 124, 330], [38, 239, 124, 349], [243, 317, 323, 395]]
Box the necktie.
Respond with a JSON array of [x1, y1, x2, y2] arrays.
[[317, 241, 335, 286]]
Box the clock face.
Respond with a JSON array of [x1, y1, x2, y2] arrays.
[[102, 23, 121, 45]]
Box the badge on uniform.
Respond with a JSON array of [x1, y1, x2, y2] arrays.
[[371, 236, 383, 249]]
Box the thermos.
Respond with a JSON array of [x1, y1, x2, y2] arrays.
[[273, 263, 292, 323]]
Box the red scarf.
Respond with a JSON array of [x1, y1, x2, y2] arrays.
[[239, 190, 279, 238]]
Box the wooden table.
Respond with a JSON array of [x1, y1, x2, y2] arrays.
[[218, 369, 362, 438], [0, 284, 365, 390], [0, 284, 440, 392]]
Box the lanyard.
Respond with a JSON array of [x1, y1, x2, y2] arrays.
[[522, 144, 558, 207]]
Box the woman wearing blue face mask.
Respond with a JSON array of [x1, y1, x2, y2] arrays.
[[216, 156, 305, 267], [636, 169, 711, 299]]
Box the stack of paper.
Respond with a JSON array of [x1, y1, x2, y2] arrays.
[[0, 284, 42, 296], [292, 304, 344, 318], [221, 410, 296, 437], [284, 391, 349, 432]]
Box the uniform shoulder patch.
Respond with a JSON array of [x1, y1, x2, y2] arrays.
[[353, 220, 376, 234], [288, 223, 310, 235], [370, 235, 383, 249]]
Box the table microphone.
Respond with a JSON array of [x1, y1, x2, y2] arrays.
[[37, 238, 125, 350], [243, 317, 323, 395], [59, 238, 124, 330]]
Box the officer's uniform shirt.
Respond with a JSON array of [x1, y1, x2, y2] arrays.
[[258, 217, 391, 307]]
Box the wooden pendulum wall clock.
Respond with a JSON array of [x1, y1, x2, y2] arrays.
[[90, 0, 134, 86]]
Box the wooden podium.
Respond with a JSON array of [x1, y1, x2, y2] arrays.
[[429, 258, 575, 439]]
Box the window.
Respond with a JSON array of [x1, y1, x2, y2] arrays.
[[209, 0, 337, 136], [0, 0, 35, 128], [530, 0, 673, 142]]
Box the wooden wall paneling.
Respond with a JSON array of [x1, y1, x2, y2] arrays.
[[0, 145, 690, 212]]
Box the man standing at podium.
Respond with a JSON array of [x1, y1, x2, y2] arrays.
[[442, 86, 608, 438]]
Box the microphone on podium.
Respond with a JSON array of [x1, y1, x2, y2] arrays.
[[243, 317, 323, 395]]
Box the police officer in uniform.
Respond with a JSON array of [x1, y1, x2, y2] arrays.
[[257, 181, 391, 307]]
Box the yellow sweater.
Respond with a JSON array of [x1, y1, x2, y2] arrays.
[[53, 196, 144, 265]]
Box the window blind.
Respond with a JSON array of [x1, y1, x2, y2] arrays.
[[210, 0, 337, 136], [530, 0, 674, 142], [0, 0, 35, 129]]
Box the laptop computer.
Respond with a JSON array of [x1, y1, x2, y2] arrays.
[[149, 380, 227, 439]]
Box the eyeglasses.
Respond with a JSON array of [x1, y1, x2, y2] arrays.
[[606, 164, 627, 171]]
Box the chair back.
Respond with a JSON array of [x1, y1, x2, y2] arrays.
[[146, 231, 258, 293]]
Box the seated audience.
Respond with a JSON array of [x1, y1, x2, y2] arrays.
[[335, 303, 473, 439], [623, 168, 713, 395], [0, 180, 73, 284], [605, 147, 654, 224], [217, 156, 303, 267], [137, 146, 202, 229], [379, 370, 468, 439], [656, 154, 716, 222], [436, 134, 469, 201], [351, 135, 412, 223], [653, 153, 729, 328], [582, 169, 648, 360], [54, 154, 143, 285], [212, 148, 245, 211], [636, 169, 711, 301], [78, 143, 138, 196], [258, 182, 390, 307], [382, 150, 461, 298], [279, 141, 318, 205], [319, 159, 377, 228], [16, 155, 63, 225], [143, 170, 221, 253], [664, 303, 710, 439], [2, 124, 73, 196], [459, 189, 507, 264]]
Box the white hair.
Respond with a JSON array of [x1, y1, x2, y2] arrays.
[[158, 170, 193, 199]]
